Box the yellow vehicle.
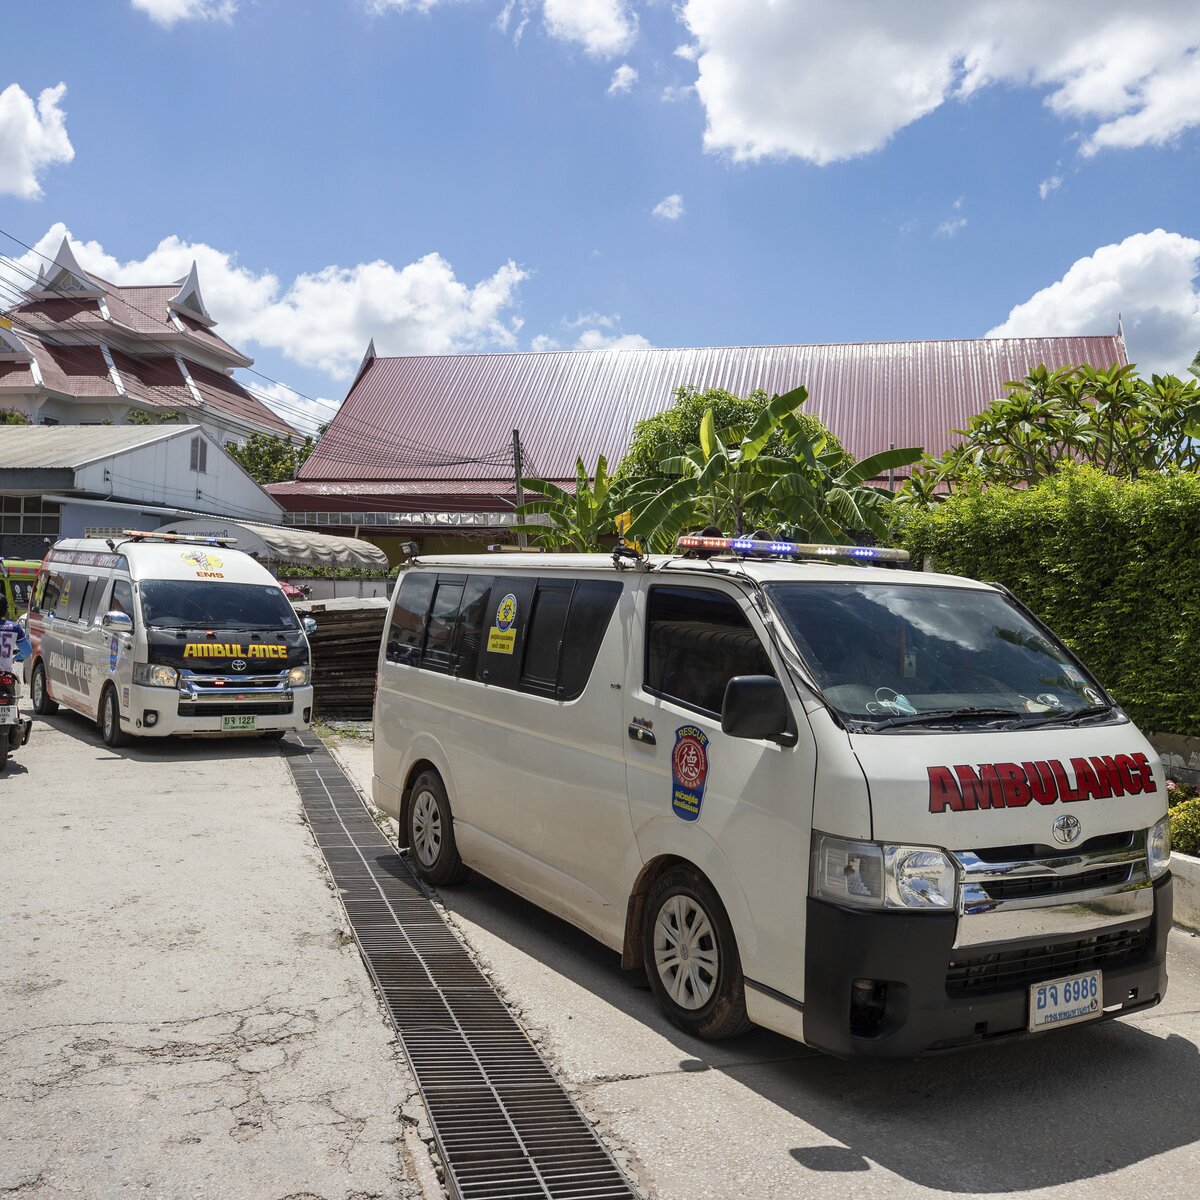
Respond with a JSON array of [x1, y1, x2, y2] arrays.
[[0, 558, 40, 621]]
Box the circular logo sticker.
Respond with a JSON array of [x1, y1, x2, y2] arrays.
[[496, 593, 517, 632], [673, 733, 708, 791]]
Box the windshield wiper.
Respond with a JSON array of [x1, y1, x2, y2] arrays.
[[864, 706, 1028, 732], [1019, 703, 1114, 729]]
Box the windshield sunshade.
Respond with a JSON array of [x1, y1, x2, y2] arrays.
[[140, 581, 299, 632], [764, 581, 1111, 731]]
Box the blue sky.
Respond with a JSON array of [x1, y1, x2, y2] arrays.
[[1, 0, 1198, 432]]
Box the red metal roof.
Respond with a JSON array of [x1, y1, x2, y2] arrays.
[[300, 337, 1127, 488]]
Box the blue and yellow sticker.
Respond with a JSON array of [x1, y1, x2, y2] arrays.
[[671, 725, 710, 821], [486, 592, 518, 654]]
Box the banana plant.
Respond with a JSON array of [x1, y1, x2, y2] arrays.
[[511, 454, 629, 551]]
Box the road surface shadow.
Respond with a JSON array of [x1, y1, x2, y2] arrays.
[[435, 867, 1200, 1193]]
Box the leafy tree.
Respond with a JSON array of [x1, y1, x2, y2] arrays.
[[127, 406, 183, 424], [625, 387, 920, 549], [226, 431, 316, 484], [0, 407, 31, 425], [619, 385, 850, 479], [512, 455, 629, 550], [899, 363, 1200, 506]]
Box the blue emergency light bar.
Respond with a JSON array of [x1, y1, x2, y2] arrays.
[[676, 534, 909, 565]]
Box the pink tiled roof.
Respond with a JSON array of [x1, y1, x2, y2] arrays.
[[187, 363, 295, 436], [299, 337, 1128, 486]]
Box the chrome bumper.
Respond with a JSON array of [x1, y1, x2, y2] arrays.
[[952, 830, 1155, 949], [176, 668, 295, 709]]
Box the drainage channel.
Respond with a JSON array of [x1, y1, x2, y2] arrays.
[[285, 733, 639, 1200]]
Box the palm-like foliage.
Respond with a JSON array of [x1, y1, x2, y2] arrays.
[[625, 386, 921, 549], [511, 454, 629, 551]]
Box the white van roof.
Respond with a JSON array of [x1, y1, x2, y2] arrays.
[[407, 551, 993, 591], [48, 535, 277, 586]]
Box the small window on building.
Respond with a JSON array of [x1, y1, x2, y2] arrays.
[[190, 436, 207, 473], [386, 572, 435, 664], [646, 586, 774, 716]]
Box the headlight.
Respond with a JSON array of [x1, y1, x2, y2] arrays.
[[812, 834, 957, 911], [1147, 815, 1171, 879], [287, 664, 310, 687], [133, 663, 179, 688]]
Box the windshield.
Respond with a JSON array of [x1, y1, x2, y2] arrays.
[[140, 580, 299, 632], [764, 581, 1111, 731]]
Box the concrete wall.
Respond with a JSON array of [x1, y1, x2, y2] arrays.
[[1151, 733, 1200, 788], [59, 500, 161, 539], [1174, 853, 1200, 934]]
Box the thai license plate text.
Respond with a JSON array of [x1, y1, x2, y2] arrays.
[[222, 715, 257, 731], [1029, 970, 1102, 1032]]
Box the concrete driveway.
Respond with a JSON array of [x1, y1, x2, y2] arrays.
[[0, 713, 440, 1200], [331, 737, 1200, 1200]]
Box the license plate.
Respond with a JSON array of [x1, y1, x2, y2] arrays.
[[1029, 970, 1102, 1032], [222, 715, 257, 731], [0, 705, 16, 724]]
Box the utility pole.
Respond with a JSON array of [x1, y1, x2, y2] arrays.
[[512, 428, 527, 548]]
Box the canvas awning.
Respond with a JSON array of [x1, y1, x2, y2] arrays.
[[158, 518, 389, 570]]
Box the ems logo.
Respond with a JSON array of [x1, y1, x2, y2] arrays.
[[495, 594, 517, 632], [1053, 814, 1082, 845], [671, 726, 710, 822]]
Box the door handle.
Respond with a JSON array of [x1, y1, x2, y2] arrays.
[[628, 722, 656, 746]]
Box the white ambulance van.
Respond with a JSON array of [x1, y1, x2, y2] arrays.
[[372, 536, 1171, 1057], [26, 532, 315, 745]]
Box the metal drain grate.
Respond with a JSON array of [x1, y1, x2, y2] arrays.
[[285, 734, 638, 1200]]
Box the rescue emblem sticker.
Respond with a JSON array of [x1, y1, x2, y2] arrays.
[[486, 593, 518, 655], [181, 549, 224, 579], [671, 725, 710, 821]]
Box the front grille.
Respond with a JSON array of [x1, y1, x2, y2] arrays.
[[982, 864, 1132, 902], [178, 700, 293, 717], [947, 926, 1150, 995]]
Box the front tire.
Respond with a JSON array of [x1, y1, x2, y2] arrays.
[[642, 865, 753, 1040], [99, 686, 131, 748], [405, 771, 468, 886], [31, 661, 58, 715]]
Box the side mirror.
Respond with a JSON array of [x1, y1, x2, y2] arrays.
[[101, 610, 133, 633], [722, 675, 793, 743], [302, 617, 318, 635]]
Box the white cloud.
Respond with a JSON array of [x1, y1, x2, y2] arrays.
[[131, 0, 237, 26], [608, 64, 638, 94], [543, 0, 637, 58], [242, 380, 338, 436], [678, 1, 1200, 164], [575, 328, 652, 349], [652, 193, 685, 220], [936, 217, 967, 238], [0, 84, 73, 199], [661, 84, 694, 104], [532, 313, 652, 351], [9, 223, 529, 382], [986, 229, 1200, 377], [1039, 174, 1064, 199]]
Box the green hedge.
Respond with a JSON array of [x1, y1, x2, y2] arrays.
[[899, 466, 1200, 737]]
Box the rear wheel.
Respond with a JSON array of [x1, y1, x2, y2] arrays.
[[99, 686, 131, 748], [30, 660, 57, 715], [642, 865, 753, 1040], [405, 771, 468, 886]]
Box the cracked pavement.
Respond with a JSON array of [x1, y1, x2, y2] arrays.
[[0, 715, 441, 1200]]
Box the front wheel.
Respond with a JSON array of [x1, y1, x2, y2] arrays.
[[642, 865, 753, 1040], [405, 771, 468, 886], [30, 661, 58, 715], [99, 686, 131, 748]]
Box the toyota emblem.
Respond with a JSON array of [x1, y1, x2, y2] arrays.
[[231, 659, 247, 671], [1052, 814, 1082, 846]]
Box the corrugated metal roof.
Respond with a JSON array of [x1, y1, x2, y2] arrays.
[[300, 337, 1127, 485], [0, 424, 184, 469]]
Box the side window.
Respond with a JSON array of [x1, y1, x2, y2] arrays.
[[63, 573, 88, 623], [110, 579, 136, 625], [41, 571, 66, 618], [75, 575, 103, 625], [646, 586, 774, 715], [558, 581, 622, 700], [477, 577, 537, 689], [386, 572, 435, 664], [453, 576, 493, 680], [421, 580, 465, 675], [520, 582, 573, 696]]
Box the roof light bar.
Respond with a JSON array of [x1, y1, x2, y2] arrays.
[[676, 534, 909, 565], [120, 529, 238, 546]]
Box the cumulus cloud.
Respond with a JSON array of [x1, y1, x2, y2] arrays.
[[0, 83, 74, 199], [532, 312, 652, 350], [9, 223, 529, 382], [608, 64, 638, 94], [1039, 174, 1064, 199], [131, 0, 237, 26], [678, 1, 1200, 164], [986, 229, 1200, 377], [652, 193, 685, 220], [543, 0, 637, 58], [575, 327, 653, 349]]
